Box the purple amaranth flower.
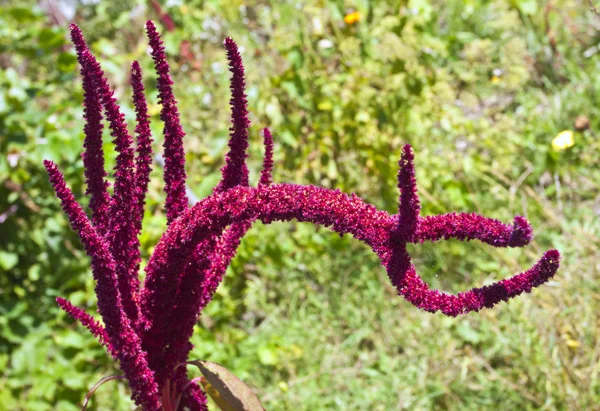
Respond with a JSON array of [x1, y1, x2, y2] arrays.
[[145, 184, 559, 318], [140, 30, 261, 388], [131, 60, 154, 234], [47, 22, 560, 410], [259, 128, 274, 186], [56, 297, 114, 356], [416, 214, 533, 247], [214, 37, 251, 193], [146, 20, 188, 224], [396, 144, 420, 242], [70, 25, 143, 330], [44, 160, 160, 410], [72, 25, 112, 236]]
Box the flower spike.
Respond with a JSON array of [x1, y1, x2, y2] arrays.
[[146, 20, 188, 224], [56, 297, 115, 356], [215, 37, 251, 192], [156, 220, 253, 382], [386, 247, 560, 317], [70, 25, 142, 329], [131, 61, 154, 234], [44, 160, 160, 410], [69, 24, 112, 236], [397, 144, 420, 242], [416, 214, 533, 248], [142, 184, 560, 322], [259, 128, 274, 186]]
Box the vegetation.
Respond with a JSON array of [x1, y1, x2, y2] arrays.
[[1, 1, 598, 409]]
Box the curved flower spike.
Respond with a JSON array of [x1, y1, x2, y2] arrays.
[[386, 247, 559, 317], [142, 184, 560, 324]]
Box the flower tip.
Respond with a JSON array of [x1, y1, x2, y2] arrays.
[[509, 216, 533, 247], [534, 249, 561, 283], [223, 37, 237, 50], [131, 60, 141, 74], [543, 249, 561, 264], [69, 24, 84, 43], [145, 20, 156, 30], [400, 144, 415, 163]]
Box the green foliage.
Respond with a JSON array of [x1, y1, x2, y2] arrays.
[[1, 0, 599, 409]]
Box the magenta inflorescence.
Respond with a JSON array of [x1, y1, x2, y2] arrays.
[[46, 22, 561, 410]]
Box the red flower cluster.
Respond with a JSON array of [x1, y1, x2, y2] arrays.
[[45, 22, 560, 410]]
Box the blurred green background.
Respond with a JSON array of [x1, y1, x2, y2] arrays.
[[1, 0, 599, 409]]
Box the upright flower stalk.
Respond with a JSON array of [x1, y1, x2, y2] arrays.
[[72, 27, 111, 236], [146, 20, 188, 224], [47, 23, 561, 410], [215, 37, 251, 193], [131, 60, 154, 235]]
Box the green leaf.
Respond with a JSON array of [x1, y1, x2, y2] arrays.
[[257, 346, 278, 366], [0, 251, 19, 271], [511, 0, 538, 15], [456, 322, 481, 344], [57, 53, 77, 73], [8, 7, 38, 23]]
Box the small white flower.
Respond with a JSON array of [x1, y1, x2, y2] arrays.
[[318, 39, 334, 49]]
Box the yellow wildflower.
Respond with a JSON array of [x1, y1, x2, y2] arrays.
[[551, 130, 575, 151], [491, 75, 501, 84], [344, 11, 361, 25]]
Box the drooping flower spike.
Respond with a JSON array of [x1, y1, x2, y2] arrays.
[[47, 22, 560, 410]]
